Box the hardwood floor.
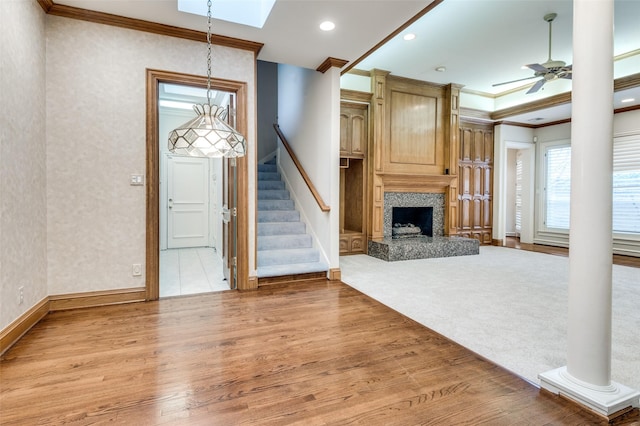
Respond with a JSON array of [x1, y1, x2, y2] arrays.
[[2, 280, 638, 425], [504, 236, 640, 268]]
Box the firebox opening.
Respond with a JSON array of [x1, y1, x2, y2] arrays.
[[392, 207, 433, 238]]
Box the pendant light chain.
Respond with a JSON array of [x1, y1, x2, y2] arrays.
[[206, 0, 212, 106], [167, 0, 246, 158]]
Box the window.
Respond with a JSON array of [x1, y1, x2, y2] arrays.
[[515, 153, 523, 234], [544, 144, 571, 229], [541, 135, 640, 234], [613, 135, 640, 234]]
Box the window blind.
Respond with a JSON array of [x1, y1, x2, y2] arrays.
[[613, 135, 640, 234], [515, 155, 523, 233], [545, 145, 572, 229]]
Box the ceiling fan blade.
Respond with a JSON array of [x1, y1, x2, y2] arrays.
[[558, 65, 573, 79], [526, 78, 546, 94], [525, 63, 549, 73], [492, 75, 539, 87]]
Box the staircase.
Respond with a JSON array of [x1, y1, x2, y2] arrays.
[[257, 161, 328, 278]]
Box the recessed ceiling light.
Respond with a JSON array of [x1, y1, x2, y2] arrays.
[[435, 66, 446, 72], [403, 33, 416, 41], [621, 98, 635, 103], [320, 21, 335, 31], [528, 117, 545, 122]]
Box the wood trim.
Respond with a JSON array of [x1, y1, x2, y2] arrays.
[[340, 89, 372, 104], [342, 0, 444, 75], [273, 124, 331, 212], [258, 272, 328, 287], [614, 72, 640, 91], [345, 69, 371, 78], [492, 239, 504, 246], [491, 73, 640, 123], [615, 104, 640, 115], [36, 0, 53, 13], [49, 288, 146, 312], [39, 1, 263, 54], [329, 268, 341, 281], [316, 57, 349, 74], [380, 173, 455, 193], [460, 107, 492, 122], [247, 275, 258, 290], [145, 69, 250, 296], [0, 298, 49, 356], [491, 92, 572, 121]]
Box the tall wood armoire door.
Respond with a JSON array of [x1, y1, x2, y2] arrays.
[[458, 121, 493, 244]]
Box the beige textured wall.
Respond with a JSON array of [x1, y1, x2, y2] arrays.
[[45, 16, 256, 295], [0, 0, 48, 330]]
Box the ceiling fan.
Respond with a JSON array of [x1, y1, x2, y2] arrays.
[[493, 12, 572, 94]]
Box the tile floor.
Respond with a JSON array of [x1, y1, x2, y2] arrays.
[[160, 247, 230, 297]]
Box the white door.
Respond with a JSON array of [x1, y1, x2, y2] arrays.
[[167, 156, 210, 248]]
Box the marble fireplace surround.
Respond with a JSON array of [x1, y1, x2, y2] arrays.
[[384, 192, 444, 238], [368, 185, 479, 262]]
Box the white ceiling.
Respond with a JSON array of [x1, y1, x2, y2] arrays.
[[56, 0, 640, 125], [55, 0, 431, 71]]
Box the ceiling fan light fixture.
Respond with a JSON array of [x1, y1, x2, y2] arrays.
[[494, 11, 572, 94]]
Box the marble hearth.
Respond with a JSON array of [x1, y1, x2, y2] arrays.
[[368, 192, 479, 262]]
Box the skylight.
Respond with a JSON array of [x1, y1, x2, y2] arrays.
[[178, 0, 276, 29]]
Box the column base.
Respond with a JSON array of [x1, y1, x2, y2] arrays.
[[539, 366, 640, 420]]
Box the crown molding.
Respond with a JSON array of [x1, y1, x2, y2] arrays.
[[37, 1, 263, 54], [316, 57, 349, 74]]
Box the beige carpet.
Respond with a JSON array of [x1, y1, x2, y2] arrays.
[[340, 245, 640, 391]]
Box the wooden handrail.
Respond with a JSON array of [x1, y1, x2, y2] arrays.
[[273, 124, 330, 212]]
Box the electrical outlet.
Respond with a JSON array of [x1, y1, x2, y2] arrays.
[[19, 286, 24, 305], [132, 264, 142, 277]]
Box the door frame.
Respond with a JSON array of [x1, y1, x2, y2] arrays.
[[146, 69, 249, 300]]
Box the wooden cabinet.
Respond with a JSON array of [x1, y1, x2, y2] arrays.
[[340, 103, 368, 158], [458, 121, 493, 244], [340, 100, 369, 255]]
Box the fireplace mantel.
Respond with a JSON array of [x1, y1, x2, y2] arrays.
[[379, 173, 457, 193]]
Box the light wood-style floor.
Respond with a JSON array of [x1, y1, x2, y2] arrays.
[[2, 280, 638, 425]]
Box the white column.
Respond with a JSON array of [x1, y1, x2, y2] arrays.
[[538, 0, 639, 418]]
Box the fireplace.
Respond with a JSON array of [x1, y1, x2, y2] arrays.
[[369, 191, 479, 261], [392, 207, 433, 238], [383, 192, 444, 238]]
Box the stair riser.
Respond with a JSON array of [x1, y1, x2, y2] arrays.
[[258, 190, 290, 200], [258, 181, 285, 190], [258, 210, 300, 223], [258, 222, 306, 236], [257, 235, 312, 250], [258, 200, 295, 211], [257, 164, 277, 173], [257, 249, 319, 267], [258, 172, 280, 181]]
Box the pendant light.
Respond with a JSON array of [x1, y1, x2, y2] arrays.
[[168, 0, 246, 158]]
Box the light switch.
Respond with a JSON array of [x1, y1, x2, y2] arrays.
[[130, 174, 144, 186]]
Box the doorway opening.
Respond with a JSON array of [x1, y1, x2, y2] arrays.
[[158, 82, 230, 296], [146, 69, 249, 300]]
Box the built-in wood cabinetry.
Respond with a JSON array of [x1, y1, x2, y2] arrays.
[[339, 98, 370, 255], [367, 71, 462, 239], [340, 103, 367, 158], [458, 121, 493, 243]]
